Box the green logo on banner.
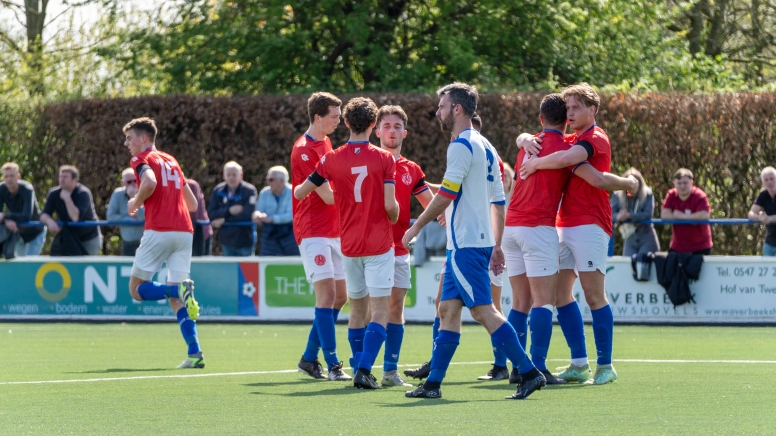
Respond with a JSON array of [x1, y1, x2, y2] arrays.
[[264, 264, 417, 308], [265, 264, 315, 307]]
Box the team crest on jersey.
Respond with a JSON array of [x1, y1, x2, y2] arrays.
[[320, 156, 326, 163], [301, 154, 309, 161], [314, 254, 326, 266], [355, 148, 361, 154], [401, 173, 413, 185]]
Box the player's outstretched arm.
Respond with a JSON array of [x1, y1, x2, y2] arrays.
[[402, 194, 452, 250], [183, 183, 198, 212], [384, 183, 399, 224], [294, 179, 318, 201], [574, 165, 638, 194], [314, 183, 334, 205], [128, 169, 157, 215], [415, 189, 434, 209], [425, 183, 440, 195], [519, 146, 588, 178]]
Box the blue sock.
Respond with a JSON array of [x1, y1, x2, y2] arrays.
[[302, 322, 320, 362], [529, 307, 554, 371], [357, 322, 387, 373], [431, 317, 440, 353], [176, 308, 200, 355], [348, 327, 366, 356], [557, 301, 588, 360], [138, 282, 179, 301], [591, 305, 614, 365], [314, 307, 339, 368], [507, 309, 529, 368], [383, 323, 404, 372], [491, 322, 533, 374], [427, 330, 460, 384], [333, 308, 341, 322]]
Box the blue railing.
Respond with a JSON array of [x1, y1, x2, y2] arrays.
[[608, 218, 760, 255]]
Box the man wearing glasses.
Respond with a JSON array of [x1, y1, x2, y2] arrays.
[[107, 168, 145, 256], [252, 166, 299, 256]]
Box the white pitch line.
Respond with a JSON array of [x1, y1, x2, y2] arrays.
[[3, 359, 776, 386]]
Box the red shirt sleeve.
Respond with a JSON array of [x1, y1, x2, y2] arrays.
[[383, 153, 396, 184], [694, 190, 711, 212], [411, 163, 429, 195], [662, 190, 676, 210], [315, 152, 332, 180], [292, 144, 321, 180]]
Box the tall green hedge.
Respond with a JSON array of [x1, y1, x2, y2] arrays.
[[3, 93, 775, 255]]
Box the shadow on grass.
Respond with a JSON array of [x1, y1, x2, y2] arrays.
[[377, 399, 490, 407], [466, 382, 588, 392], [250, 386, 395, 397], [66, 368, 170, 374], [242, 379, 311, 388]]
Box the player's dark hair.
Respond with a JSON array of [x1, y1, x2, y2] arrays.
[[343, 97, 378, 135], [674, 168, 694, 180], [376, 105, 408, 127], [307, 92, 342, 124], [561, 83, 600, 114], [471, 113, 482, 130], [540, 93, 567, 126], [123, 117, 158, 142], [59, 165, 79, 180], [436, 82, 478, 117]]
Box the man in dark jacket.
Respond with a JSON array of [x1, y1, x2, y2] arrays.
[[0, 162, 46, 256], [39, 165, 102, 256], [208, 161, 257, 256]]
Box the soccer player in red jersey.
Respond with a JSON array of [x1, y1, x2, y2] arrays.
[[518, 84, 636, 385], [372, 105, 433, 387], [291, 92, 351, 381], [295, 97, 399, 390], [122, 118, 204, 369]]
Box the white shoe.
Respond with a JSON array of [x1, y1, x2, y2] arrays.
[[381, 370, 412, 387]]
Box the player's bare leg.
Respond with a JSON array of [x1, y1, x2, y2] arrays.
[[554, 269, 592, 383], [129, 275, 203, 368]]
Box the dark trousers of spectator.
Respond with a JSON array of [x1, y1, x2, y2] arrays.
[[260, 223, 300, 256], [669, 248, 711, 255], [192, 222, 212, 256], [122, 240, 141, 256]]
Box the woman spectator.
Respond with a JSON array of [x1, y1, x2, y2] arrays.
[[611, 167, 660, 256], [252, 166, 300, 256]]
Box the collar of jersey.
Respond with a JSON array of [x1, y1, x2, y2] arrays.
[[455, 128, 476, 139], [304, 133, 324, 142], [582, 123, 597, 134], [346, 141, 370, 145], [542, 128, 564, 136]]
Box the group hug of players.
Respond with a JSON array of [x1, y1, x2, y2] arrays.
[[289, 82, 638, 400]]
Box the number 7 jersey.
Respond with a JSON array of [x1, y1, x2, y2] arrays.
[[314, 143, 396, 257], [131, 149, 194, 233]]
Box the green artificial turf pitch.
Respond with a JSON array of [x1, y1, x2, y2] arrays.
[[1, 323, 775, 434]]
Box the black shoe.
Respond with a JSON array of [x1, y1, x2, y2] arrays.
[[477, 364, 509, 381], [297, 356, 325, 379], [542, 369, 567, 385], [405, 382, 442, 399], [353, 369, 382, 389], [509, 367, 522, 385], [404, 361, 430, 380], [505, 368, 546, 400]]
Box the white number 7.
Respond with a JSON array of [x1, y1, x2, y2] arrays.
[[351, 166, 367, 202]]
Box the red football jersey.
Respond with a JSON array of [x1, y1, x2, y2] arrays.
[[291, 134, 340, 244], [131, 149, 193, 233], [392, 157, 429, 256], [556, 125, 613, 236], [506, 130, 572, 227], [315, 142, 396, 257]]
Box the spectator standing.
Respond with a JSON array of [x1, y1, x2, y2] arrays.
[[0, 162, 46, 256], [208, 161, 258, 256], [660, 168, 712, 255], [748, 166, 776, 256], [40, 165, 102, 256], [611, 167, 660, 256], [253, 166, 300, 256], [187, 179, 212, 256], [107, 168, 145, 256]]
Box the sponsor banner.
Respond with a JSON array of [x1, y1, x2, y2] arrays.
[[2, 256, 775, 323], [0, 258, 238, 318]]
